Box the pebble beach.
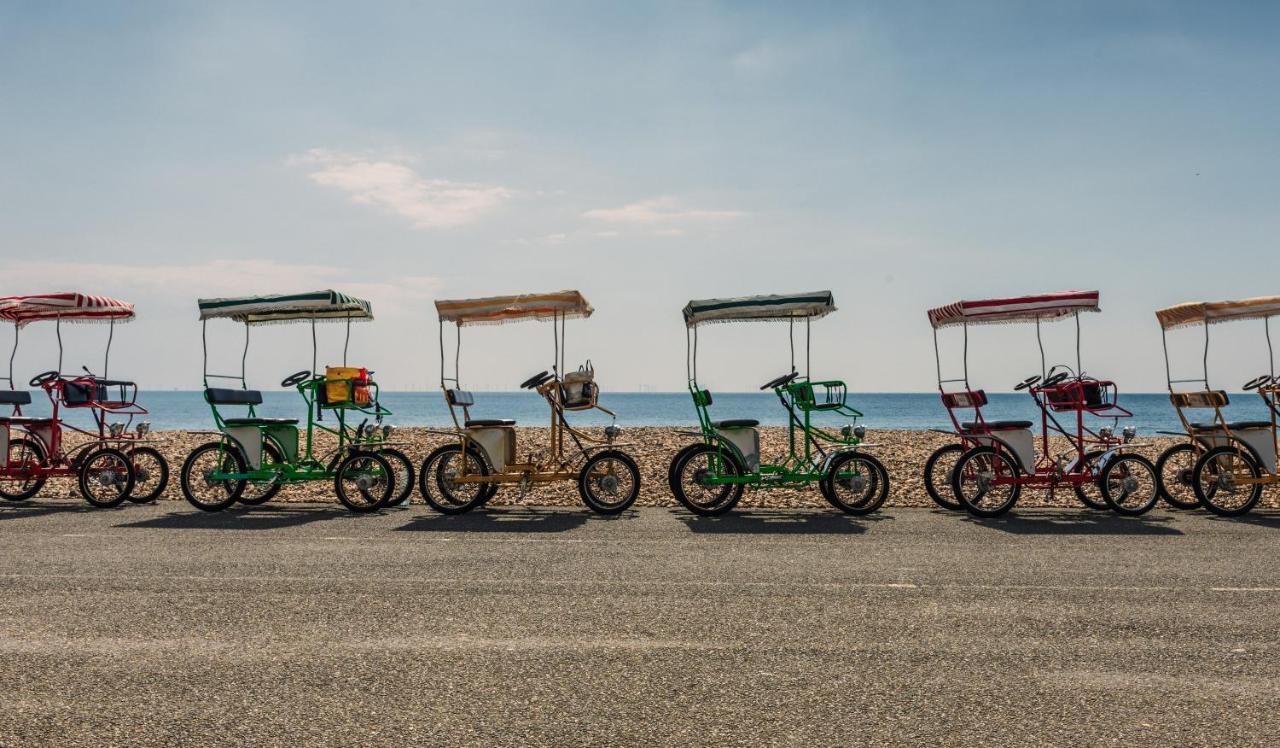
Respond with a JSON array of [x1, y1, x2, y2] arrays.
[[34, 427, 1280, 510]]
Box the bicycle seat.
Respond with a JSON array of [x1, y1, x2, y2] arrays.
[[466, 419, 515, 427], [223, 417, 299, 426], [0, 391, 31, 406], [714, 419, 760, 429], [961, 420, 1033, 431], [1190, 421, 1272, 431]]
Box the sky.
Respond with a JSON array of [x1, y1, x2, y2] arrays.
[[1, 1, 1278, 392]]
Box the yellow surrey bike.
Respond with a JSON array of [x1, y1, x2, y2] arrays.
[[1155, 296, 1280, 516], [419, 290, 641, 515]]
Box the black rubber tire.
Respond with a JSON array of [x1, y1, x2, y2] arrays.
[[0, 437, 48, 502], [1155, 443, 1202, 510], [1072, 450, 1110, 511], [1099, 453, 1160, 516], [333, 451, 394, 513], [922, 444, 965, 510], [180, 441, 246, 512], [821, 451, 890, 515], [1192, 445, 1263, 517], [952, 445, 1023, 518], [125, 446, 169, 503], [377, 448, 415, 507], [237, 438, 286, 505], [421, 444, 493, 515], [668, 443, 704, 498], [671, 442, 745, 516], [578, 449, 640, 515], [77, 447, 136, 508]]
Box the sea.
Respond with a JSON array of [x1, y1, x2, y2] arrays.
[[8, 390, 1275, 435]]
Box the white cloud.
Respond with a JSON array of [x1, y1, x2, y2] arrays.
[[292, 149, 512, 229], [581, 196, 745, 225]]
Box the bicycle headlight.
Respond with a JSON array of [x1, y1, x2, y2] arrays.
[[1122, 426, 1136, 443], [382, 424, 395, 439], [855, 425, 867, 439], [842, 424, 866, 439], [109, 422, 125, 437], [136, 421, 151, 437], [1099, 426, 1113, 440], [604, 425, 622, 440]]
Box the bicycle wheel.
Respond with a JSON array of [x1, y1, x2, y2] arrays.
[[923, 444, 964, 510], [671, 443, 744, 516], [77, 447, 135, 508], [423, 444, 492, 514], [180, 441, 246, 512], [1100, 453, 1159, 516], [821, 451, 890, 515], [0, 438, 47, 502], [1193, 445, 1263, 517], [377, 447, 415, 507], [125, 446, 169, 503], [1155, 443, 1201, 510], [578, 449, 640, 514], [334, 451, 394, 513], [952, 445, 1022, 518]]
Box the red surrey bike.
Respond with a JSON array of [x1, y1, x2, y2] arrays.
[[0, 293, 168, 507], [923, 290, 1159, 518]]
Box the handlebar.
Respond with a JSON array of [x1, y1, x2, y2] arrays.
[[281, 370, 312, 388], [760, 372, 799, 391], [1013, 375, 1040, 391], [29, 371, 60, 387], [1244, 374, 1277, 391], [520, 371, 553, 389]]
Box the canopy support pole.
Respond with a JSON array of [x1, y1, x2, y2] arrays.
[[963, 322, 970, 387], [692, 326, 698, 383], [56, 316, 63, 374], [201, 320, 209, 384], [1074, 311, 1082, 374], [456, 323, 461, 386], [104, 319, 115, 378], [1267, 317, 1275, 379], [310, 319, 317, 375], [932, 327, 942, 388], [806, 316, 811, 379], [1035, 316, 1045, 380], [789, 318, 795, 373], [6, 325, 18, 390], [343, 316, 352, 367], [438, 321, 446, 387], [243, 324, 250, 386], [1203, 321, 1210, 386], [1161, 328, 1173, 392]]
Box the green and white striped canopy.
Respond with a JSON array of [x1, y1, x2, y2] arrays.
[[682, 291, 836, 327], [197, 290, 373, 325]]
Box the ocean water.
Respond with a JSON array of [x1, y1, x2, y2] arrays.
[[6, 390, 1275, 434]]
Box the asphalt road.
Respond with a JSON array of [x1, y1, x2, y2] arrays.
[[0, 501, 1277, 747]]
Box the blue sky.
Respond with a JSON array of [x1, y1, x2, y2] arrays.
[[2, 2, 1278, 391]]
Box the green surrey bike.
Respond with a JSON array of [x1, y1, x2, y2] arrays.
[[179, 290, 408, 513], [668, 291, 890, 516]]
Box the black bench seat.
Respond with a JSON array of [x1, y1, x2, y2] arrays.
[[0, 416, 50, 424], [466, 419, 515, 427], [962, 420, 1033, 431], [714, 419, 760, 429], [0, 391, 32, 406], [1190, 421, 1272, 432], [223, 417, 299, 427]]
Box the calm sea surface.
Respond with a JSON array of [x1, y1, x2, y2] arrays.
[[8, 390, 1275, 434]]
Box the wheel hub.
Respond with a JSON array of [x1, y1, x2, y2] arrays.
[[599, 474, 619, 494], [1119, 476, 1139, 495], [693, 468, 710, 486], [846, 474, 867, 493], [95, 470, 116, 487]]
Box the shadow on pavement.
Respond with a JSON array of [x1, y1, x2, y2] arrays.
[[675, 509, 886, 534], [394, 507, 598, 533], [115, 505, 347, 530], [1206, 511, 1280, 529], [0, 502, 105, 520], [961, 510, 1183, 535]]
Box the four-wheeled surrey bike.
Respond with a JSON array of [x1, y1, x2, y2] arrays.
[[0, 293, 167, 507], [924, 291, 1159, 517], [1154, 296, 1280, 516], [419, 290, 641, 515], [179, 290, 406, 513], [667, 291, 890, 516]]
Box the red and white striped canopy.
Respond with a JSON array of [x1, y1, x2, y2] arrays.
[[0, 293, 135, 327], [928, 291, 1100, 329]]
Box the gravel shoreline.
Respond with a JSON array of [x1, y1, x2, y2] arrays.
[[36, 426, 1280, 509]]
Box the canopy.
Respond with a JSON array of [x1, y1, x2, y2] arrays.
[[435, 290, 593, 326], [682, 291, 836, 328], [928, 291, 1100, 329], [0, 292, 135, 327], [198, 290, 372, 324], [1156, 296, 1280, 330]]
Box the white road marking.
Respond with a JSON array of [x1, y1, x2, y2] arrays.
[[1209, 587, 1280, 592]]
